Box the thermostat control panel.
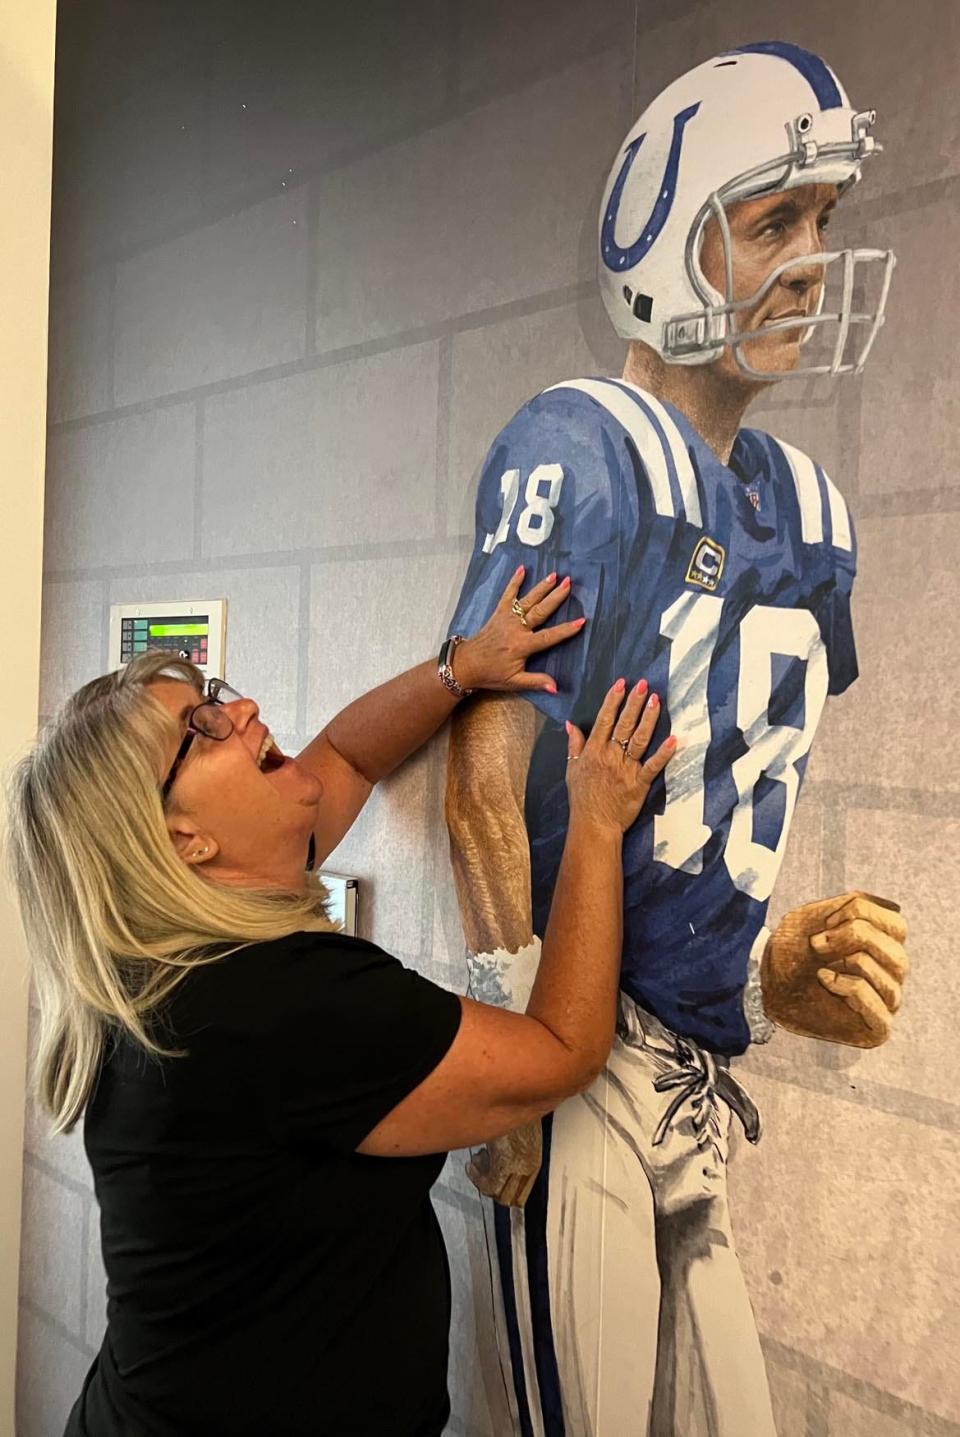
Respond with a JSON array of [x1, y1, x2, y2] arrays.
[[109, 599, 226, 677]]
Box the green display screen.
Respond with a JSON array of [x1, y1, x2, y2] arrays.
[[149, 623, 208, 637]]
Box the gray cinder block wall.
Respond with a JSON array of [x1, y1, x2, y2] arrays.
[[18, 1, 960, 1432]]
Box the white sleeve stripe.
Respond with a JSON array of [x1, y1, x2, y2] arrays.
[[545, 378, 675, 519], [616, 380, 703, 528], [822, 469, 853, 552], [773, 436, 824, 544]]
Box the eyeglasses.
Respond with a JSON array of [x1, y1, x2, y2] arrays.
[[160, 678, 244, 802]]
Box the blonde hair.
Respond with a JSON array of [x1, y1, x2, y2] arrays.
[[4, 652, 335, 1134]]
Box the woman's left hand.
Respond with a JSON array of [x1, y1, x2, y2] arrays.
[[452, 567, 586, 695]]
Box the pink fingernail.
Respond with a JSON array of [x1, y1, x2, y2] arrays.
[[564, 720, 573, 735], [515, 565, 525, 577], [614, 677, 626, 692], [634, 678, 648, 694], [575, 617, 587, 628], [649, 692, 659, 707], [546, 571, 557, 583], [560, 575, 571, 588], [545, 681, 557, 694]]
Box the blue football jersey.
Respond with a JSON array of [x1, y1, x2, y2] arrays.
[[450, 378, 858, 1055]]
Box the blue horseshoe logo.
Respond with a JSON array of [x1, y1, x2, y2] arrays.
[[601, 102, 701, 273]]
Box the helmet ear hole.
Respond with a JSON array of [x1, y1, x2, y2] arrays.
[[622, 285, 653, 322], [797, 112, 813, 134], [632, 292, 653, 323]]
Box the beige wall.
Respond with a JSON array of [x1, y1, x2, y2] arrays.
[[0, 0, 57, 1430]]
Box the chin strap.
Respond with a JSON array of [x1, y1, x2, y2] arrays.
[[305, 834, 316, 872]]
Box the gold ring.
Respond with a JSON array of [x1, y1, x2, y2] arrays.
[[511, 599, 529, 629]]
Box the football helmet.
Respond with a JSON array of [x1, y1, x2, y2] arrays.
[[598, 41, 895, 379]]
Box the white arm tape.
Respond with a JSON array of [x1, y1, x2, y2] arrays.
[[468, 929, 775, 1040], [743, 925, 775, 1044], [465, 936, 542, 1013]]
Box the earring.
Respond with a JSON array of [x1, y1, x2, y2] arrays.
[[195, 847, 209, 859]]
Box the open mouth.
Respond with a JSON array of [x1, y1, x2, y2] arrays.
[[256, 731, 287, 772]]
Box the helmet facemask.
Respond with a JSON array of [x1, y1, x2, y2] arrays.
[[661, 109, 896, 381]]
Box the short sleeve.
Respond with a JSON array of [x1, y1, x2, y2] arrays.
[[449, 385, 632, 725], [257, 936, 462, 1152]]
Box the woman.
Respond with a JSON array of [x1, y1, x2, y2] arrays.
[[7, 569, 674, 1437]]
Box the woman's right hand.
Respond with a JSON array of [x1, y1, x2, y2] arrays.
[[565, 679, 676, 835]]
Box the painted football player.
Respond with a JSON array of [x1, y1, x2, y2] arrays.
[[444, 42, 909, 1437]]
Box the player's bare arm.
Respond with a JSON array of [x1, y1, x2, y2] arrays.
[[446, 694, 542, 956], [447, 689, 546, 1206], [446, 574, 591, 1205]]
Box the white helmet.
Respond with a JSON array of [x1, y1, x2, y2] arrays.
[[598, 41, 895, 379]]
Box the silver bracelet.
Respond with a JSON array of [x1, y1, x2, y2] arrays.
[[438, 635, 473, 698]]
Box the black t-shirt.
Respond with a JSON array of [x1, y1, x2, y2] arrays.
[[65, 932, 463, 1437]]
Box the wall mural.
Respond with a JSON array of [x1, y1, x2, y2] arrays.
[[445, 41, 909, 1436]]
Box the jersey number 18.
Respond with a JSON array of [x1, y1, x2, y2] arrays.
[[482, 465, 565, 553], [655, 592, 829, 902]]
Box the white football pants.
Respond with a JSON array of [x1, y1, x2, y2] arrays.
[[483, 999, 778, 1437]]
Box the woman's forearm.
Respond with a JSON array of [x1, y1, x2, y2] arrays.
[[525, 815, 624, 1080], [318, 659, 460, 784], [309, 569, 571, 787]]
